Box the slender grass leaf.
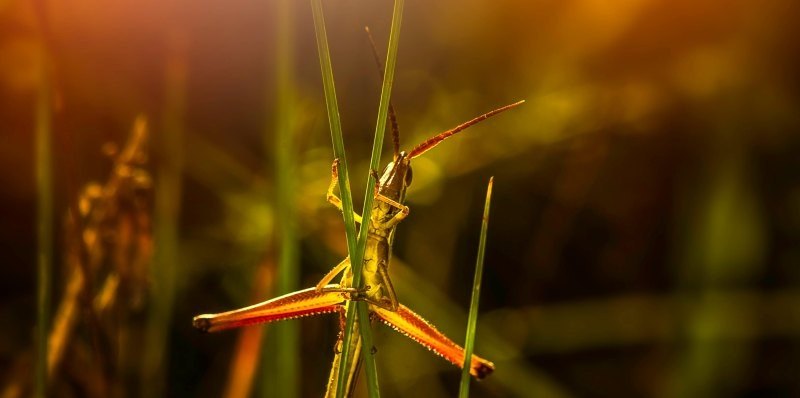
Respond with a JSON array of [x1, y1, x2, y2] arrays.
[[459, 177, 494, 398]]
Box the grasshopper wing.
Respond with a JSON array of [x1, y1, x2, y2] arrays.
[[372, 304, 494, 379], [193, 286, 345, 333]]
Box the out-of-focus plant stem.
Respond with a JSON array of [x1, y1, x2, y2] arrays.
[[664, 124, 764, 398], [141, 34, 186, 398], [260, 0, 300, 396], [34, 41, 53, 398], [225, 263, 272, 398]]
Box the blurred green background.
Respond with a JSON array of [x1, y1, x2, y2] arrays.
[[2, 0, 800, 397]]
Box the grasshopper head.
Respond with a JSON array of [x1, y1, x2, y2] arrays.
[[378, 151, 413, 201]]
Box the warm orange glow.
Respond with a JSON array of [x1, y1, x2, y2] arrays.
[[193, 287, 345, 333], [373, 304, 494, 379]]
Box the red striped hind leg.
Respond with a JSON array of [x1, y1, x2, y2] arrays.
[[371, 304, 494, 379], [193, 286, 345, 333]]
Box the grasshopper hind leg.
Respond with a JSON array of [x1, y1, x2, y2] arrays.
[[374, 259, 399, 311]]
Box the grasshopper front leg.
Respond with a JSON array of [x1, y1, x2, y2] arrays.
[[329, 161, 410, 229], [314, 257, 367, 297], [374, 195, 409, 229], [315, 257, 351, 292], [368, 168, 410, 228], [327, 159, 363, 224]]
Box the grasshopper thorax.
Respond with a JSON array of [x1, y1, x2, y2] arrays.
[[378, 151, 413, 203]]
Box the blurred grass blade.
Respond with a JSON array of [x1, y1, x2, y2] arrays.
[[142, 34, 186, 398], [259, 0, 300, 396], [223, 269, 269, 398], [34, 43, 53, 398], [459, 177, 493, 398]]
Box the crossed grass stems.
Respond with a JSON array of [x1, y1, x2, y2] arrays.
[[193, 1, 521, 397]]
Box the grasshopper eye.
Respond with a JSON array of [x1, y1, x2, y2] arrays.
[[404, 167, 413, 186]]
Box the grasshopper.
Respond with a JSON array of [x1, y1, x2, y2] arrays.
[[192, 30, 523, 393]]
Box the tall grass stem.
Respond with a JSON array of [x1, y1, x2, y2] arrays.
[[260, 0, 300, 396], [312, 0, 403, 396], [141, 36, 186, 398], [34, 44, 53, 398], [338, 0, 404, 396], [458, 177, 494, 398], [310, 2, 364, 395]]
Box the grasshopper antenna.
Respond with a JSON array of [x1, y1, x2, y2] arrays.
[[408, 100, 525, 159], [365, 26, 401, 159]]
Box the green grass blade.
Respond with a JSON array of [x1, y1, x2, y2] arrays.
[[309, 2, 363, 395], [340, 1, 404, 397], [355, 0, 404, 232], [312, 0, 404, 396], [34, 45, 53, 398], [261, 0, 300, 396], [310, 0, 358, 257], [459, 177, 494, 398]]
